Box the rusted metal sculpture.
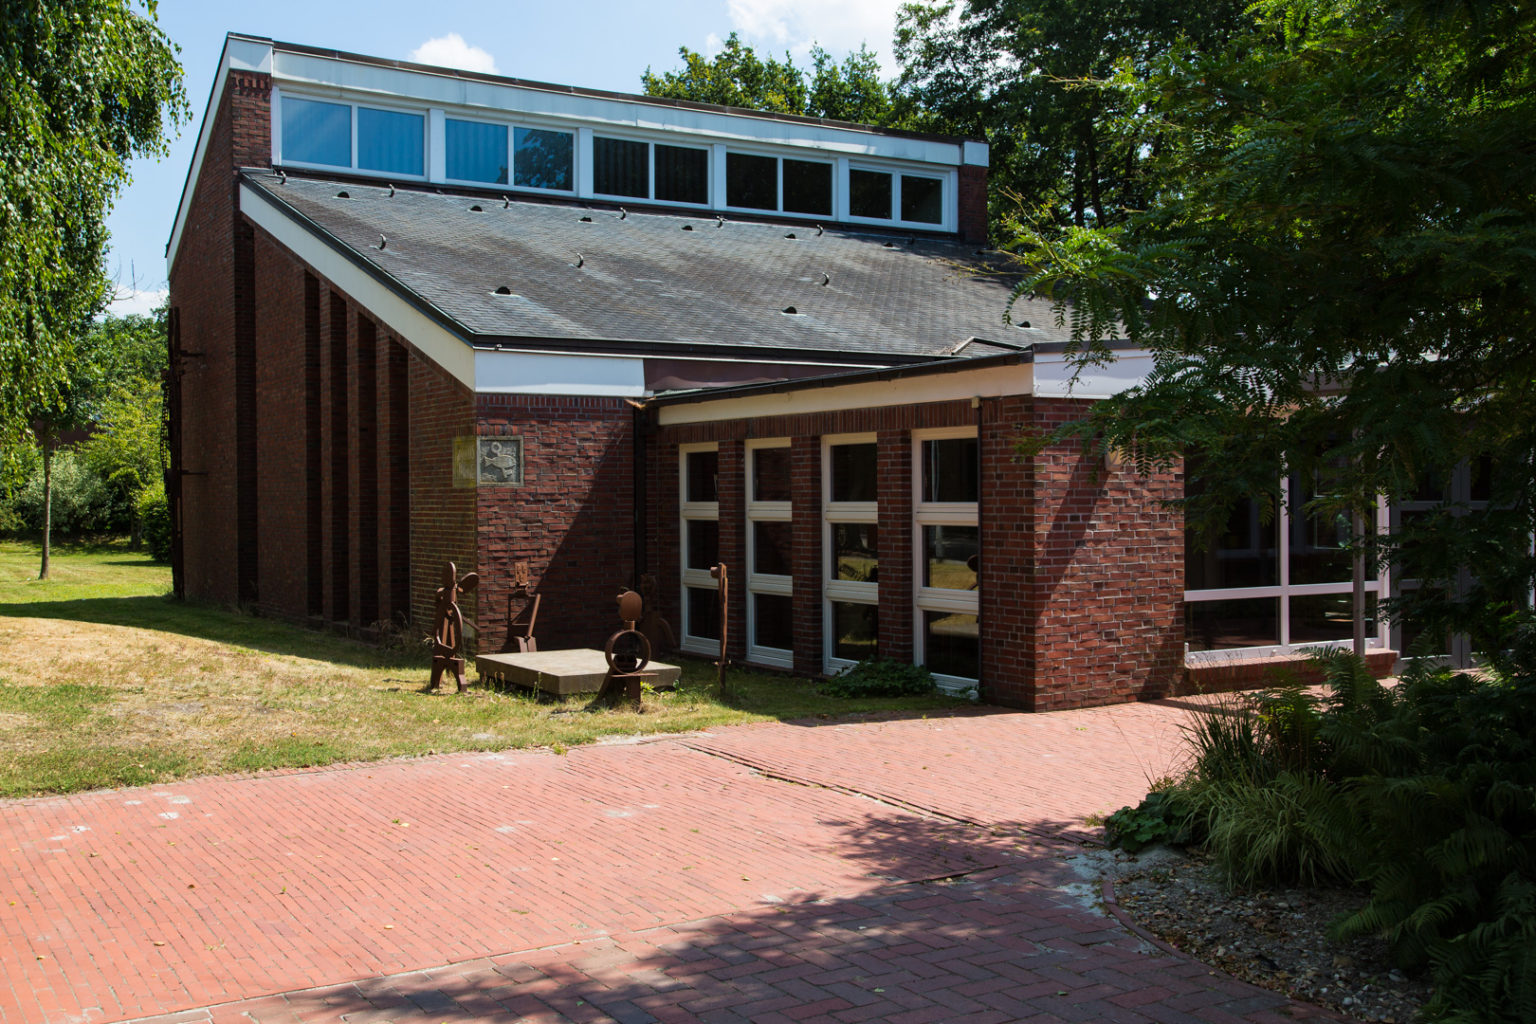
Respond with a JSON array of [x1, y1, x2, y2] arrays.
[[429, 561, 479, 693], [635, 573, 676, 656], [711, 563, 730, 695], [593, 589, 652, 708], [500, 560, 541, 653]]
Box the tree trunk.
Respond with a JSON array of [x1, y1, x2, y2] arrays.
[[39, 442, 53, 580]]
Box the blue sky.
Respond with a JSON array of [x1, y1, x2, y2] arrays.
[[106, 0, 907, 315]]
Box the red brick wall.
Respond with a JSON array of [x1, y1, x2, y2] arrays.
[[651, 395, 1185, 711], [410, 358, 477, 636], [1025, 399, 1184, 710], [168, 69, 272, 607], [958, 165, 988, 245], [473, 394, 634, 653]]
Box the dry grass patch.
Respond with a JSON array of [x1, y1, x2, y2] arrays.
[[0, 540, 966, 796]]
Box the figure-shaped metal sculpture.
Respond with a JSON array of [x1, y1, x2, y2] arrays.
[[594, 589, 652, 708], [635, 573, 676, 656], [429, 561, 478, 692], [500, 560, 541, 653]]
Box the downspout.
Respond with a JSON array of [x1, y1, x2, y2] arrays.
[[632, 400, 651, 583]]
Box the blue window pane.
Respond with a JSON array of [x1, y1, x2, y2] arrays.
[[446, 119, 507, 184], [357, 107, 423, 175], [514, 127, 573, 191], [282, 97, 350, 167]]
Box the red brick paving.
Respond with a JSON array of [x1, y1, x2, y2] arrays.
[[0, 702, 1334, 1024]]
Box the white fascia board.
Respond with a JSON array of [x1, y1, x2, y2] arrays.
[[167, 36, 274, 272], [1031, 350, 1154, 400], [657, 362, 1033, 426], [962, 140, 990, 167], [474, 350, 647, 397], [238, 181, 476, 389], [271, 50, 965, 167]]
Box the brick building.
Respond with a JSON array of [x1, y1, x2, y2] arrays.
[[167, 35, 1396, 711]]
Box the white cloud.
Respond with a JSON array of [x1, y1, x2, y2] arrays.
[[409, 33, 499, 75], [725, 0, 903, 74], [105, 287, 167, 319]]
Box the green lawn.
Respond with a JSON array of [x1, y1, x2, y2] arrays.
[[0, 539, 965, 797]]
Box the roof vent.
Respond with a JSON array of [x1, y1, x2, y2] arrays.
[[785, 232, 797, 240], [681, 224, 694, 231], [335, 190, 351, 199], [820, 273, 831, 287], [1016, 320, 1032, 329], [883, 240, 897, 248], [494, 286, 513, 296], [579, 215, 593, 223], [469, 204, 484, 212], [782, 306, 799, 315]]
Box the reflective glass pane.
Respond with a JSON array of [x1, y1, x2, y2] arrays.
[[925, 611, 978, 679], [923, 526, 978, 589], [594, 136, 648, 197], [282, 97, 350, 167], [753, 520, 792, 576], [830, 443, 877, 503], [513, 128, 573, 191], [922, 438, 978, 502], [357, 107, 423, 175], [832, 602, 878, 661], [850, 169, 891, 219], [1186, 598, 1280, 651], [831, 523, 878, 582], [687, 586, 720, 641], [656, 145, 708, 204], [752, 447, 791, 503], [1184, 474, 1278, 591], [901, 175, 943, 223], [754, 593, 794, 650], [783, 160, 832, 215], [1289, 593, 1376, 646], [1289, 470, 1352, 584], [686, 519, 719, 571], [685, 450, 718, 503], [446, 119, 508, 184], [727, 152, 777, 209]]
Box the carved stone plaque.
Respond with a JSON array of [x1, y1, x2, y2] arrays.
[[478, 436, 523, 485]]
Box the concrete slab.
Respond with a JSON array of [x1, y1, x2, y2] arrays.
[[476, 648, 681, 695]]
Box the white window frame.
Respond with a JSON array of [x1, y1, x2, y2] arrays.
[[1184, 475, 1390, 664], [823, 432, 880, 674], [845, 164, 956, 232], [440, 117, 581, 197], [746, 439, 794, 668], [274, 90, 430, 181], [912, 427, 980, 693], [590, 132, 713, 208], [679, 442, 720, 656]]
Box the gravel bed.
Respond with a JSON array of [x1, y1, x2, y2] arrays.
[[1111, 847, 1434, 1023]]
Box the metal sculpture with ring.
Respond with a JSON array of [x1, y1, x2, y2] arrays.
[[594, 589, 652, 707]]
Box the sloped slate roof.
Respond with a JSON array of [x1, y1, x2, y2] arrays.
[[246, 172, 1066, 360]]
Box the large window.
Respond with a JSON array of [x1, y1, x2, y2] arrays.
[[1185, 462, 1386, 656], [914, 431, 979, 688], [724, 153, 833, 216], [824, 436, 879, 670], [595, 136, 709, 205], [443, 120, 573, 191], [680, 444, 721, 654], [747, 440, 794, 667], [849, 167, 945, 225], [279, 96, 424, 177]]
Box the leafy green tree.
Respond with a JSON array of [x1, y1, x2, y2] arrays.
[[28, 311, 166, 575], [894, 0, 1250, 235], [642, 33, 900, 125], [0, 0, 186, 445], [1015, 0, 1536, 649]]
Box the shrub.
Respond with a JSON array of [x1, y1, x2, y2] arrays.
[[821, 658, 936, 698], [136, 481, 171, 562], [6, 449, 130, 536], [1104, 788, 1194, 853]]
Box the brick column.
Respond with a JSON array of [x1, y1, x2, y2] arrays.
[[877, 428, 913, 664], [979, 396, 1035, 707], [791, 437, 823, 676], [354, 316, 380, 630]]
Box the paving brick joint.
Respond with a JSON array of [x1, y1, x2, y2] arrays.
[[1, 702, 1342, 1024]]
